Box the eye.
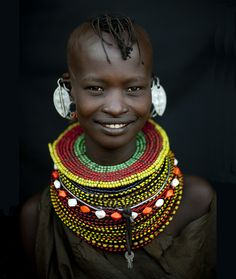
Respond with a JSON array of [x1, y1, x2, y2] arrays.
[[127, 86, 143, 94], [86, 86, 104, 95]]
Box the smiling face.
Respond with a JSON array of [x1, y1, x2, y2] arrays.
[[68, 28, 152, 158]]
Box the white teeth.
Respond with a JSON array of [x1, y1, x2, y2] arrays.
[[104, 123, 126, 129]]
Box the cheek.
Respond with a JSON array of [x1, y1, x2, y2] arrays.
[[73, 92, 99, 118], [76, 100, 93, 117], [131, 95, 152, 117], [71, 86, 94, 117]]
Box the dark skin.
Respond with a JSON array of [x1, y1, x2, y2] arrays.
[[69, 31, 152, 165], [20, 27, 215, 273]]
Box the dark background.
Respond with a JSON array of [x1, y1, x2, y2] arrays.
[[2, 0, 236, 278], [19, 0, 236, 208]]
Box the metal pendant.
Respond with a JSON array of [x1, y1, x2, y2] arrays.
[[125, 251, 134, 269], [53, 79, 71, 118], [151, 77, 167, 117]]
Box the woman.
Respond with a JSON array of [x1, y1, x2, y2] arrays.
[[21, 14, 216, 279]]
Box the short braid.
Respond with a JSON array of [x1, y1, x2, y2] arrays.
[[89, 14, 140, 62]]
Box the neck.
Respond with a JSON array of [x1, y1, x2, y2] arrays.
[[84, 136, 137, 166]]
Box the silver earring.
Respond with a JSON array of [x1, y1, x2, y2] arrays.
[[53, 78, 76, 119], [151, 77, 167, 117]]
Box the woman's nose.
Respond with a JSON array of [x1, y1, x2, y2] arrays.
[[102, 91, 128, 116]]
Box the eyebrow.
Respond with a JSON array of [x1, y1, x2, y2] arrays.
[[81, 76, 149, 83], [81, 77, 104, 82]]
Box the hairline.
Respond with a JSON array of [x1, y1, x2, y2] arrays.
[[67, 22, 153, 78]]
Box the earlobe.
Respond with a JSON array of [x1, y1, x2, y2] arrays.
[[61, 72, 72, 87], [62, 72, 70, 79]]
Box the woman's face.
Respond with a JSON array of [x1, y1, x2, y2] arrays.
[[70, 32, 152, 151]]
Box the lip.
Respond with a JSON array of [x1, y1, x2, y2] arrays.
[[102, 123, 127, 129], [95, 120, 135, 136], [95, 119, 135, 125]]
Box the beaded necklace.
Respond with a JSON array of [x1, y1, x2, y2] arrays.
[[74, 132, 146, 172], [49, 119, 183, 268]]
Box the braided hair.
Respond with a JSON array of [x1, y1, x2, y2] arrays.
[[89, 14, 140, 63], [67, 13, 152, 75]]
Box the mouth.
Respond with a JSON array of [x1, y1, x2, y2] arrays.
[[94, 120, 135, 135], [102, 123, 127, 129]]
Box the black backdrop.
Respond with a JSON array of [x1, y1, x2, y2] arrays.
[[19, 0, 235, 208], [2, 0, 236, 277]]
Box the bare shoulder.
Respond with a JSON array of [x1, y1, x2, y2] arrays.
[[164, 175, 215, 236], [20, 193, 42, 260], [183, 175, 215, 219]]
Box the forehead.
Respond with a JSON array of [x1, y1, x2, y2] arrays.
[[69, 31, 152, 80]]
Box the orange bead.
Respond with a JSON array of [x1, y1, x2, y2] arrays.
[[80, 205, 90, 213], [165, 189, 174, 198], [52, 170, 59, 179], [58, 190, 67, 198], [142, 207, 152, 215], [173, 167, 181, 176], [111, 212, 122, 220]]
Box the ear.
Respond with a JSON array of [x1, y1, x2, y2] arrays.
[[151, 73, 156, 87], [62, 72, 72, 94], [62, 72, 70, 79]]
